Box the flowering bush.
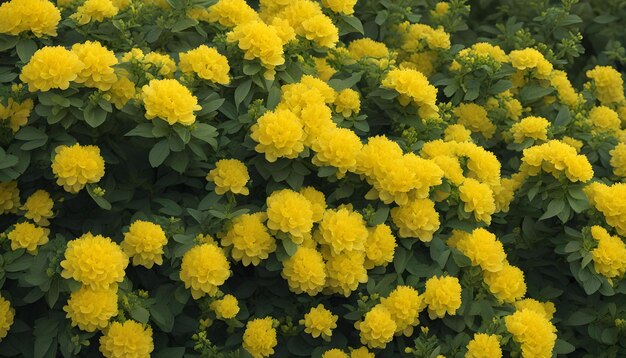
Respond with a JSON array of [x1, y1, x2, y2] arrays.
[[2, 0, 626, 357]]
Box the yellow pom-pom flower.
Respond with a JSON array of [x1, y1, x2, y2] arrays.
[[348, 38, 389, 59], [141, 79, 201, 126], [390, 198, 440, 241], [180, 243, 231, 299], [266, 189, 314, 242], [610, 142, 626, 177], [71, 0, 119, 25], [243, 317, 278, 358], [70, 41, 117, 91], [381, 286, 424, 336], [318, 208, 368, 255], [590, 225, 626, 278], [121, 220, 168, 269], [179, 45, 230, 84], [455, 228, 507, 272], [459, 178, 496, 224], [381, 68, 438, 119], [311, 127, 363, 177], [299, 186, 327, 222], [19, 46, 85, 92], [99, 320, 154, 358], [299, 304, 338, 339], [281, 246, 326, 295], [63, 286, 118, 332], [364, 224, 396, 269], [21, 190, 53, 226], [509, 48, 553, 79], [483, 264, 527, 303], [220, 213, 276, 266], [0, 0, 60, 37], [51, 143, 105, 193], [325, 251, 368, 297], [466, 333, 502, 358], [586, 65, 625, 105], [207, 0, 260, 27], [423, 275, 462, 319], [505, 309, 557, 358], [322, 349, 349, 358], [589, 106, 621, 133], [2, 98, 34, 133], [510, 116, 550, 143], [60, 233, 128, 289], [108, 75, 136, 110], [350, 347, 374, 358], [227, 21, 285, 79], [321, 0, 357, 15], [0, 295, 13, 341], [355, 304, 396, 349], [514, 299, 556, 320], [207, 159, 250, 195], [7, 222, 49, 254], [250, 109, 305, 162], [210, 294, 240, 320], [334, 89, 361, 117], [585, 183, 626, 236], [144, 52, 177, 77], [0, 181, 20, 215], [454, 103, 495, 139], [444, 124, 472, 142]]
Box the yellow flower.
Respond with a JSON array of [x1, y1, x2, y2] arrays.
[[220, 213, 276, 266], [483, 264, 527, 303], [510, 116, 550, 143], [423, 275, 462, 319], [348, 38, 389, 60], [99, 320, 154, 358], [207, 159, 250, 195], [121, 220, 167, 269], [210, 294, 240, 320], [108, 75, 136, 109], [0, 0, 60, 37], [144, 52, 177, 77], [250, 109, 305, 162], [179, 45, 230, 84], [514, 299, 556, 320], [455, 228, 507, 272], [585, 183, 626, 235], [3, 98, 34, 133], [180, 243, 231, 299], [279, 1, 338, 48], [444, 124, 472, 142], [63, 286, 118, 332], [589, 106, 621, 132], [0, 181, 20, 215], [433, 2, 449, 15], [21, 190, 53, 226], [281, 246, 326, 295], [243, 317, 277, 358], [266, 189, 313, 241], [505, 309, 557, 358], [207, 0, 260, 27], [321, 0, 357, 15], [334, 89, 361, 117], [590, 225, 626, 278], [270, 17, 296, 44], [325, 251, 368, 297], [520, 140, 593, 183], [381, 286, 424, 336], [459, 178, 496, 224], [610, 142, 626, 177], [466, 333, 502, 358], [364, 224, 396, 269], [314, 57, 336, 81], [299, 304, 338, 339], [355, 304, 396, 349], [141, 79, 201, 126], [71, 0, 118, 25], [51, 143, 105, 193], [299, 186, 327, 222], [19, 46, 85, 92], [0, 295, 14, 341], [60, 233, 128, 289], [509, 48, 553, 79], [7, 222, 49, 254], [454, 103, 495, 139], [318, 208, 368, 255], [227, 20, 285, 79], [381, 68, 439, 120], [322, 349, 348, 358], [71, 41, 118, 91], [550, 70, 580, 107], [390, 198, 440, 241], [311, 127, 363, 177], [350, 347, 374, 358], [586, 65, 625, 105]]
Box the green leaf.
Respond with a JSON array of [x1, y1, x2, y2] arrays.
[[16, 38, 37, 63], [565, 311, 595, 326], [191, 123, 218, 148], [282, 239, 298, 256], [371, 205, 390, 225], [130, 306, 150, 324], [328, 73, 363, 91], [234, 79, 252, 108], [125, 123, 155, 138], [86, 185, 112, 210], [0, 35, 18, 52], [341, 16, 364, 35], [519, 85, 554, 103], [15, 126, 47, 141], [540, 198, 565, 220], [149, 140, 170, 167], [171, 18, 198, 32], [155, 348, 186, 358], [83, 106, 108, 128]]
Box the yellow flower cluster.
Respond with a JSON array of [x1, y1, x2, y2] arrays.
[[99, 320, 154, 358], [459, 178, 496, 224], [355, 304, 396, 349], [454, 103, 495, 139], [206, 159, 250, 195], [51, 143, 105, 193], [250, 109, 305, 162], [423, 275, 462, 319], [390, 198, 440, 241], [510, 116, 550, 143], [20, 46, 85, 92], [483, 264, 527, 303], [63, 286, 117, 332], [334, 89, 361, 117], [180, 243, 231, 299], [7, 222, 49, 254], [276, 0, 339, 48], [505, 308, 557, 358], [210, 294, 240, 320], [586, 182, 626, 236], [509, 48, 553, 79], [71, 41, 118, 91], [0, 295, 14, 341], [121, 220, 168, 269], [243, 317, 277, 358], [325, 250, 368, 296], [207, 0, 260, 27], [21, 190, 53, 226], [0, 97, 34, 133], [514, 298, 556, 320], [227, 20, 285, 79], [281, 246, 326, 295], [466, 333, 502, 358], [589, 225, 626, 278], [348, 38, 390, 60], [141, 79, 201, 126], [179, 45, 230, 84], [321, 0, 357, 15], [312, 127, 363, 177], [0, 0, 60, 37], [381, 68, 439, 120], [363, 224, 396, 269], [71, 0, 118, 25], [586, 65, 625, 105], [588, 106, 621, 133], [108, 76, 136, 109], [0, 181, 20, 215], [610, 142, 626, 177], [520, 140, 593, 183], [60, 232, 128, 289], [550, 70, 580, 107], [266, 189, 313, 241], [299, 304, 338, 339], [381, 286, 425, 336], [318, 208, 368, 255], [452, 228, 506, 272], [220, 213, 276, 266]]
